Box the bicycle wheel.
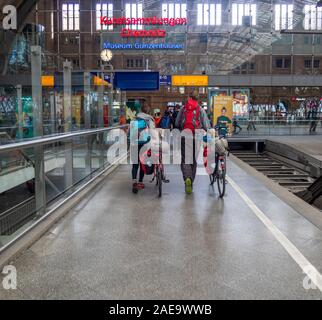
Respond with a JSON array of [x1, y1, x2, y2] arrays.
[[157, 167, 162, 197], [217, 169, 225, 197]]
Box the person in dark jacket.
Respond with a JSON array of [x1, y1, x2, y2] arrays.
[[172, 104, 181, 129], [232, 117, 242, 134]]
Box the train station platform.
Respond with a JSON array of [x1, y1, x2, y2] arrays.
[[228, 135, 322, 177], [267, 136, 322, 164], [229, 135, 322, 157], [1, 158, 321, 300]]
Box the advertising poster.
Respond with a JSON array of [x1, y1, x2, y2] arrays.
[[209, 88, 250, 121], [72, 95, 82, 127], [231, 89, 249, 116], [208, 89, 228, 117], [208, 88, 233, 129], [212, 96, 233, 132], [14, 96, 33, 138]]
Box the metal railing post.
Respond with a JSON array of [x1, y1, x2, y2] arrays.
[[97, 66, 105, 128], [97, 84, 104, 128], [98, 133, 105, 168], [31, 46, 43, 138], [31, 45, 46, 215], [64, 140, 74, 190], [84, 72, 93, 175], [16, 84, 23, 140], [63, 60, 72, 133], [49, 91, 56, 135], [84, 72, 91, 130], [63, 60, 73, 189], [85, 135, 93, 177], [108, 72, 114, 127]]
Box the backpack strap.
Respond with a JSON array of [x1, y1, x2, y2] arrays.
[[136, 116, 149, 129], [134, 117, 149, 143], [192, 105, 201, 129]]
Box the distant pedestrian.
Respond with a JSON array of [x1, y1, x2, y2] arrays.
[[154, 110, 161, 128], [159, 110, 171, 129], [247, 110, 256, 131], [172, 104, 181, 129], [309, 108, 318, 133], [232, 118, 242, 134]]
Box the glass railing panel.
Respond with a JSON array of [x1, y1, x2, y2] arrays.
[[0, 126, 129, 251], [0, 148, 36, 247], [72, 135, 92, 185], [43, 141, 70, 205]]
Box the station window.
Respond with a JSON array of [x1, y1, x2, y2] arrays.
[[197, 3, 222, 26], [275, 57, 291, 69], [231, 3, 256, 26], [304, 59, 320, 69], [233, 66, 240, 74], [62, 3, 80, 31], [304, 59, 312, 69], [314, 59, 320, 68], [72, 58, 80, 69], [162, 3, 187, 19], [304, 5, 322, 31], [63, 35, 78, 45], [304, 36, 312, 45], [166, 62, 185, 73], [125, 3, 143, 30], [96, 3, 113, 31], [275, 4, 293, 31], [126, 58, 143, 69]]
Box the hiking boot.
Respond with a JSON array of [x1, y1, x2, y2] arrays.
[[185, 178, 192, 194], [132, 182, 138, 194]]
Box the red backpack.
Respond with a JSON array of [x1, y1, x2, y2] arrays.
[[182, 104, 201, 132]]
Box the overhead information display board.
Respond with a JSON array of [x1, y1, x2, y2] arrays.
[[114, 71, 160, 91], [172, 75, 208, 87], [159, 75, 172, 86]]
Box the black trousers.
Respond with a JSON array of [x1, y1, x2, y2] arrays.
[[181, 137, 199, 182], [131, 144, 145, 182]]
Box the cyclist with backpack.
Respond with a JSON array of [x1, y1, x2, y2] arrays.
[[175, 90, 211, 194], [130, 103, 155, 193]]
